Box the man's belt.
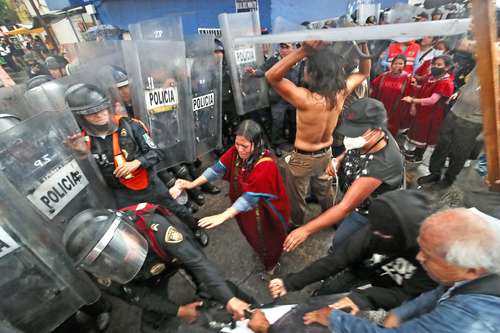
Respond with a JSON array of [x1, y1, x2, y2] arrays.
[[294, 147, 330, 155]]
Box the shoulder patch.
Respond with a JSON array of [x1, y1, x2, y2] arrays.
[[150, 263, 166, 276], [164, 226, 183, 244], [143, 133, 158, 149]]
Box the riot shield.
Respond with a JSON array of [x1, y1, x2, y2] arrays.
[[186, 35, 223, 156], [218, 12, 269, 116], [24, 64, 127, 118], [72, 44, 129, 117], [0, 110, 115, 232], [129, 15, 183, 41], [0, 85, 33, 119], [0, 173, 101, 332], [123, 40, 196, 168]]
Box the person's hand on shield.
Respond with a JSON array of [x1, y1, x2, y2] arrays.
[[65, 133, 90, 158]]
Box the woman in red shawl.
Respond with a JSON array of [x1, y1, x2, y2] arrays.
[[177, 120, 290, 273], [401, 55, 455, 162], [370, 54, 413, 136]]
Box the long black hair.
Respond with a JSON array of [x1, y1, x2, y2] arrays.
[[305, 46, 348, 110], [234, 119, 266, 172]]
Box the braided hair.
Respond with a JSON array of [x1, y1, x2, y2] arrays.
[[234, 120, 266, 173]]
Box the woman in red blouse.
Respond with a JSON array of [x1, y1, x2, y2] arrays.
[[371, 54, 413, 136], [401, 55, 455, 162]]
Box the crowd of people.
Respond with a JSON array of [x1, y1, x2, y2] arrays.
[[3, 3, 500, 333]]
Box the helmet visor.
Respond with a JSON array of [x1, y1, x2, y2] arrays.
[[81, 219, 148, 284]]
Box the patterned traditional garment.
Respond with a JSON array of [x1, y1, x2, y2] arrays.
[[219, 146, 290, 270]]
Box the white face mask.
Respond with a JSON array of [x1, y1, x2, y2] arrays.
[[434, 50, 444, 56], [343, 136, 368, 150]]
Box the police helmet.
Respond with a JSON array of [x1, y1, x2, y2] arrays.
[[26, 75, 53, 90], [65, 83, 111, 116], [45, 55, 68, 70], [110, 66, 129, 88], [0, 114, 21, 133], [64, 209, 148, 284]]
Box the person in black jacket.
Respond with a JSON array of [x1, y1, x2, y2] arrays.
[[63, 204, 249, 332], [64, 83, 208, 246], [269, 190, 437, 313]]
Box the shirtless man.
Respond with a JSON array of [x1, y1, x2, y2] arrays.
[[265, 40, 371, 227]]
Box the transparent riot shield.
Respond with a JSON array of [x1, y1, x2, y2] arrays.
[[0, 110, 115, 232], [73, 41, 128, 106], [186, 35, 222, 156], [129, 15, 183, 41], [0, 85, 33, 119], [0, 173, 101, 332], [218, 12, 269, 116], [123, 40, 196, 168], [24, 64, 127, 118]]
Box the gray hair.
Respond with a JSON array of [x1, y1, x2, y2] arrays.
[[424, 208, 500, 273]]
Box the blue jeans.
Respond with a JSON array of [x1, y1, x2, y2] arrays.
[[332, 211, 369, 251]]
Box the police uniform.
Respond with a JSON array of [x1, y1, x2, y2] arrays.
[[87, 117, 199, 231], [64, 204, 235, 333]]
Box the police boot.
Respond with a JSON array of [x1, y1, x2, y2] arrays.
[[194, 228, 209, 247], [201, 182, 221, 195], [171, 165, 205, 206]]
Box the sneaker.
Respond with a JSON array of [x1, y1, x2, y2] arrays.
[[417, 174, 440, 186]]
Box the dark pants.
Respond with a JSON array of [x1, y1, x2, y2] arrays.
[[114, 174, 198, 231], [429, 112, 482, 183]]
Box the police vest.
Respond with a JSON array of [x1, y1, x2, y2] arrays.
[[388, 42, 420, 72], [85, 116, 150, 191]]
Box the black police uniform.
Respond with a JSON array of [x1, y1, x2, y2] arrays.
[[99, 210, 234, 332], [88, 117, 199, 231]]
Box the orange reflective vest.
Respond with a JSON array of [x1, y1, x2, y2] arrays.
[[86, 115, 150, 191], [387, 42, 420, 73]]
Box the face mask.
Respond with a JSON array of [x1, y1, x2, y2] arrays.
[[433, 50, 444, 56], [430, 66, 446, 77], [343, 136, 367, 150]]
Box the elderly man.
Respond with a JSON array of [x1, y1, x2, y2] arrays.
[[247, 208, 500, 333], [301, 208, 500, 333]]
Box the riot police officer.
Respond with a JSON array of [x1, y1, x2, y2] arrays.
[[63, 205, 249, 332], [64, 83, 208, 246], [214, 39, 240, 151], [109, 66, 208, 211], [45, 54, 69, 79]]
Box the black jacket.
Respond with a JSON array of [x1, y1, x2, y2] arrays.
[[284, 190, 437, 310], [101, 211, 233, 317], [89, 117, 162, 188]]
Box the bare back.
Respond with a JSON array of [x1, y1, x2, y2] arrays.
[[294, 91, 344, 151]]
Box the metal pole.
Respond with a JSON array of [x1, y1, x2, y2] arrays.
[[27, 0, 59, 51]]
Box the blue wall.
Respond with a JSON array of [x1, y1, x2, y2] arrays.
[[94, 0, 272, 34], [45, 0, 89, 10], [64, 0, 404, 34]]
